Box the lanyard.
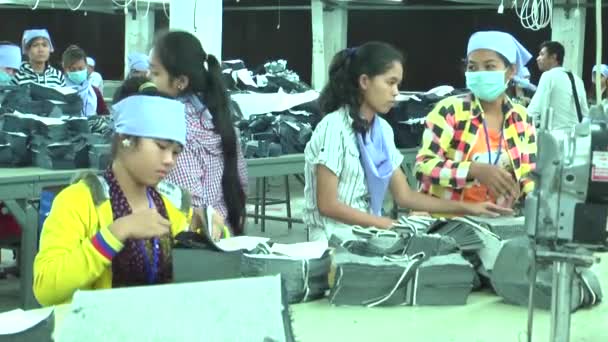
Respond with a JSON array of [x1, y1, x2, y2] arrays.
[[482, 118, 504, 165], [139, 189, 161, 284]]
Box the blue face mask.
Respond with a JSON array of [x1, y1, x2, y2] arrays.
[[465, 70, 508, 101], [67, 69, 88, 85], [0, 70, 12, 85]]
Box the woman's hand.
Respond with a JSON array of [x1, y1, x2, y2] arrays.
[[375, 217, 396, 229], [470, 163, 519, 199], [191, 208, 226, 241], [109, 209, 171, 242], [463, 201, 514, 217]]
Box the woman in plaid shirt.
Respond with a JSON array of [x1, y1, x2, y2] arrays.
[[416, 31, 537, 210], [149, 31, 248, 236]]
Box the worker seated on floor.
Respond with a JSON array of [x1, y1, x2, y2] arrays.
[[416, 31, 537, 215], [33, 87, 225, 306], [303, 42, 512, 242]]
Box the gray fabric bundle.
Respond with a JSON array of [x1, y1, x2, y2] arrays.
[[241, 242, 331, 304], [329, 226, 458, 259], [465, 216, 527, 240], [329, 248, 476, 307], [490, 237, 603, 310]]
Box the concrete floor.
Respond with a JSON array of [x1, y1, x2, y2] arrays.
[[1, 176, 607, 341]]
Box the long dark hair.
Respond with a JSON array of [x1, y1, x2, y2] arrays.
[[154, 30, 245, 235], [319, 41, 404, 135]]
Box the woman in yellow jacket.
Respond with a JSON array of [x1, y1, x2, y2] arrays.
[[33, 83, 223, 306]]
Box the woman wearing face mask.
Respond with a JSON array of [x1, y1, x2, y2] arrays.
[[149, 31, 247, 236], [62, 45, 108, 116], [0, 42, 21, 85], [33, 85, 221, 306], [13, 29, 65, 87], [416, 31, 537, 212], [588, 64, 608, 105], [304, 42, 511, 241]]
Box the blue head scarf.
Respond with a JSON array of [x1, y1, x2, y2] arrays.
[[512, 75, 537, 92], [467, 31, 532, 78], [21, 29, 54, 54], [128, 52, 150, 72], [0, 44, 22, 70], [592, 64, 608, 79], [86, 57, 96, 67], [112, 95, 186, 146]]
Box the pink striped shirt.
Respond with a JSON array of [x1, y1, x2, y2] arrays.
[[166, 96, 248, 220]]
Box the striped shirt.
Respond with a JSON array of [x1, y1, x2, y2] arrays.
[[13, 62, 66, 87], [303, 107, 403, 240]]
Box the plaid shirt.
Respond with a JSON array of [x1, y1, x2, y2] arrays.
[[165, 97, 248, 219], [415, 93, 536, 201]]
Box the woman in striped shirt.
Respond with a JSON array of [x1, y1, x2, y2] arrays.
[[13, 29, 65, 87], [304, 42, 510, 241]]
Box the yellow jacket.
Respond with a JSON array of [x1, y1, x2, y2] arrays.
[[33, 174, 192, 306]]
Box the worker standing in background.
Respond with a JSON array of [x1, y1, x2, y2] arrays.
[[527, 41, 589, 129], [13, 29, 65, 87], [62, 45, 108, 116], [127, 52, 150, 79], [588, 64, 608, 106], [87, 56, 104, 94]]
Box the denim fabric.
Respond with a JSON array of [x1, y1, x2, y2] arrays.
[[490, 237, 603, 311], [241, 250, 331, 304]]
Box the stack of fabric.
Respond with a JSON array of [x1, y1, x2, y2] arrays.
[[221, 58, 320, 158], [327, 224, 478, 307], [1, 83, 83, 117], [0, 112, 112, 169], [386, 87, 469, 148], [241, 240, 331, 304], [329, 247, 476, 307]]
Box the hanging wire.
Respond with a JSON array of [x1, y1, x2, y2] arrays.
[[30, 0, 41, 10], [112, 0, 134, 7], [193, 0, 198, 32], [63, 0, 85, 11], [163, 0, 170, 20], [595, 0, 603, 100], [513, 0, 553, 31], [276, 0, 281, 30], [136, 0, 152, 19]]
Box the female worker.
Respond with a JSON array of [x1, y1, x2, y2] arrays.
[[416, 31, 537, 212], [303, 41, 511, 241], [149, 31, 248, 236], [33, 83, 223, 306]]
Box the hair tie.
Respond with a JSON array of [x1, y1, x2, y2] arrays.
[[138, 82, 157, 92]]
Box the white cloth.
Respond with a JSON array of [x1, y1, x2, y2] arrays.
[[89, 72, 104, 93], [303, 107, 403, 240], [527, 66, 589, 130]]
